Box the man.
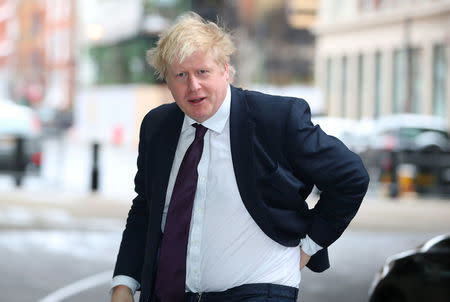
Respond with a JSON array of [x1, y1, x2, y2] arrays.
[[111, 12, 369, 302]]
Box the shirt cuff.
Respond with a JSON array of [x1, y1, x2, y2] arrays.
[[111, 275, 140, 295], [300, 235, 323, 256]]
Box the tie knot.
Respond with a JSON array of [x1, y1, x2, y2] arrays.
[[193, 123, 207, 140]]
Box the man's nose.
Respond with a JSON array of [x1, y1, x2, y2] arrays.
[[188, 75, 201, 91]]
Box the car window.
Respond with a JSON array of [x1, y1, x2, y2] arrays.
[[398, 128, 422, 138], [398, 128, 449, 139]]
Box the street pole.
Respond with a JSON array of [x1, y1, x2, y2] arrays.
[[90, 142, 99, 192]]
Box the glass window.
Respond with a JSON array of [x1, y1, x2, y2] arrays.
[[410, 48, 423, 113], [325, 57, 332, 114], [341, 56, 347, 117], [31, 12, 42, 35], [357, 54, 364, 119], [62, 0, 72, 20], [393, 49, 406, 113], [433, 44, 447, 118], [374, 51, 382, 118]]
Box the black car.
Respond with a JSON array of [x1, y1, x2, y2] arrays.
[[369, 234, 450, 302]]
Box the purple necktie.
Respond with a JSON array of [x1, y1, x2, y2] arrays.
[[154, 123, 207, 302]]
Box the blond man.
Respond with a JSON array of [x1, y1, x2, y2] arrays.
[[111, 12, 369, 302]]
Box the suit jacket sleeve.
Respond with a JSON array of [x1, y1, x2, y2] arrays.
[[286, 99, 369, 248], [113, 114, 151, 283]]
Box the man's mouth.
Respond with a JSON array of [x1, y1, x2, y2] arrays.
[[189, 97, 206, 104]]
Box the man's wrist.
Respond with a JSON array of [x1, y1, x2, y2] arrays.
[[111, 275, 140, 295], [111, 285, 134, 302], [112, 285, 132, 294]]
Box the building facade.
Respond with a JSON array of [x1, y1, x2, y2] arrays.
[[13, 0, 46, 106], [8, 0, 76, 112], [0, 0, 16, 98], [315, 0, 449, 120], [44, 0, 76, 112]]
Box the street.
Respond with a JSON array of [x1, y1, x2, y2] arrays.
[[0, 227, 440, 302], [1, 188, 449, 302], [0, 137, 449, 302]]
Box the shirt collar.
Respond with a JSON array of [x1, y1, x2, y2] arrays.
[[182, 85, 231, 134]]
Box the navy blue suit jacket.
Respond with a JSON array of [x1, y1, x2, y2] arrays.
[[113, 85, 370, 302]]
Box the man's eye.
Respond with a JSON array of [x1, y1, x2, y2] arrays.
[[176, 72, 185, 78], [199, 70, 207, 74]]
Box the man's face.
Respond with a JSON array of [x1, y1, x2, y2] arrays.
[[166, 51, 229, 123]]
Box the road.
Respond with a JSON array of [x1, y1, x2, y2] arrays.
[[0, 136, 449, 302], [1, 189, 449, 302], [0, 227, 439, 302]]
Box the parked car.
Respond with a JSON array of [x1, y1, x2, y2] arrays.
[[369, 234, 450, 302], [0, 99, 42, 186], [368, 114, 450, 153], [358, 114, 450, 196]]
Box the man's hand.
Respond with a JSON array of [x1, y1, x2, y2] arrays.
[[300, 247, 311, 270], [111, 285, 134, 302]]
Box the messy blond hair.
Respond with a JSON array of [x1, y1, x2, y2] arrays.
[[146, 12, 236, 80]]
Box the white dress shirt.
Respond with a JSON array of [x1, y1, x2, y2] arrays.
[[112, 86, 322, 294]]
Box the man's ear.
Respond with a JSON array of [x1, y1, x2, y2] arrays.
[[223, 63, 230, 82]]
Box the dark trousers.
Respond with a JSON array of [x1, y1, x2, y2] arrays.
[[184, 283, 298, 302]]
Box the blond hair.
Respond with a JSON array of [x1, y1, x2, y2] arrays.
[[146, 12, 236, 80]]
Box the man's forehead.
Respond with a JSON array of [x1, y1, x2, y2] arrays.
[[170, 51, 217, 69]]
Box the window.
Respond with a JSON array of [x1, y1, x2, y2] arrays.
[[62, 0, 72, 20], [359, 0, 389, 12], [325, 57, 332, 114], [374, 51, 382, 117], [341, 56, 348, 117], [357, 54, 364, 119], [410, 48, 423, 113], [393, 49, 406, 113], [433, 44, 447, 117], [393, 48, 423, 114], [31, 12, 42, 35], [48, 29, 71, 64]]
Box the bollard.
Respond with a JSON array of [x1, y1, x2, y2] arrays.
[[14, 136, 25, 187], [91, 142, 100, 192], [388, 150, 399, 198]]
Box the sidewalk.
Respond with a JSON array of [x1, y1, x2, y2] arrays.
[[0, 189, 130, 230], [349, 194, 450, 232], [1, 189, 450, 232]]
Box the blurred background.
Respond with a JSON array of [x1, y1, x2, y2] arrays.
[[0, 1, 449, 302]]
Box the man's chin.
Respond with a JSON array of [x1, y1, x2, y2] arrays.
[[185, 107, 211, 123], [189, 112, 210, 123]]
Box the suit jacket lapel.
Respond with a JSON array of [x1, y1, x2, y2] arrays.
[[151, 104, 184, 214], [230, 86, 257, 206]]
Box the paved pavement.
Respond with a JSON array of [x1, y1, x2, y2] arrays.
[[1, 189, 449, 232], [0, 190, 129, 231]]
